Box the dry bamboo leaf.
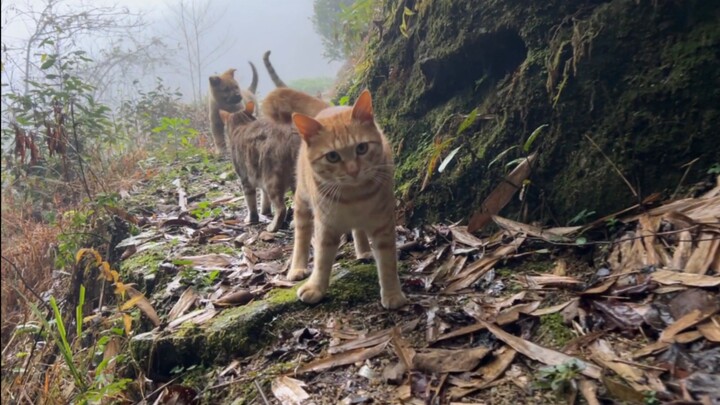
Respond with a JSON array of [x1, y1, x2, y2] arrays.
[[520, 274, 582, 288], [492, 216, 574, 242], [582, 278, 617, 295], [685, 235, 720, 275], [298, 341, 389, 374], [178, 253, 236, 268], [271, 376, 310, 405], [167, 288, 199, 322], [449, 226, 485, 247], [212, 289, 255, 307], [697, 316, 720, 342], [168, 308, 215, 330], [660, 308, 717, 342], [480, 320, 602, 379], [467, 153, 537, 233], [444, 237, 526, 292], [125, 287, 160, 327], [436, 301, 531, 343], [637, 215, 661, 266], [530, 299, 578, 317], [590, 340, 652, 392], [448, 347, 517, 399], [651, 270, 720, 287], [579, 379, 601, 405], [412, 346, 491, 373], [672, 230, 695, 269], [390, 328, 415, 372], [329, 328, 393, 355], [631, 331, 703, 358]]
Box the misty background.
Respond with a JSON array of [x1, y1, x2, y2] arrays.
[[1, 0, 345, 107]]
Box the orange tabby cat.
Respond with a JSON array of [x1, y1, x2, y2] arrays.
[[287, 90, 408, 309], [261, 87, 330, 125]]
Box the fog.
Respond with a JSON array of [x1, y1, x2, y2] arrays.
[[1, 0, 343, 102]]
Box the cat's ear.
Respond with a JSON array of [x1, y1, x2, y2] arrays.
[[209, 75, 221, 86], [219, 110, 231, 124], [244, 101, 255, 115], [292, 113, 322, 143], [222, 68, 236, 78], [351, 89, 374, 123]]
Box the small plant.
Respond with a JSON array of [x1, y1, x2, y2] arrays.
[[568, 208, 595, 225], [707, 162, 720, 175], [151, 117, 202, 161], [190, 201, 222, 220], [535, 359, 585, 399]]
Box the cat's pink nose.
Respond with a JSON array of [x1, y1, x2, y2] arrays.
[[346, 161, 359, 178]]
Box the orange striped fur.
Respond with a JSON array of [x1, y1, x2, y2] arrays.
[[287, 90, 407, 310]]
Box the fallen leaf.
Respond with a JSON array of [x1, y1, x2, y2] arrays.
[[685, 234, 720, 275], [444, 237, 526, 292], [124, 287, 160, 327], [519, 274, 582, 288], [697, 316, 720, 342], [271, 376, 310, 405], [579, 379, 601, 405], [492, 216, 574, 243], [178, 254, 236, 268], [412, 346, 491, 373], [480, 320, 602, 379], [253, 247, 283, 261], [212, 289, 255, 307], [167, 288, 199, 322], [590, 339, 652, 392], [448, 347, 517, 398], [660, 308, 717, 342], [468, 153, 537, 233], [298, 341, 389, 374], [632, 330, 703, 358], [530, 299, 578, 317], [651, 270, 720, 287], [449, 226, 485, 247]]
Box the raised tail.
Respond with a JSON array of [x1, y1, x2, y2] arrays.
[[263, 50, 287, 88], [248, 61, 258, 94]]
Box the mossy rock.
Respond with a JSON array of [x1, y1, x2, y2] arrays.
[[347, 0, 720, 225], [130, 264, 385, 376]]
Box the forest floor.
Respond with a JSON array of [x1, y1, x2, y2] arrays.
[[3, 150, 718, 405]]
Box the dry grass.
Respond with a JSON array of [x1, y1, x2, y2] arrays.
[[0, 147, 150, 351]]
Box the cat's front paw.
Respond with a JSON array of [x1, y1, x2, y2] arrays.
[[245, 213, 259, 224], [356, 251, 373, 262], [297, 282, 326, 304], [287, 268, 308, 281], [381, 291, 408, 310]]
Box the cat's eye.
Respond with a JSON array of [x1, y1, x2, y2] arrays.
[[325, 151, 341, 163], [356, 142, 369, 155]]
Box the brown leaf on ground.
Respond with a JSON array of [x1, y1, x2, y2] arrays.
[[492, 215, 576, 243], [412, 346, 491, 373], [651, 269, 720, 287], [480, 320, 602, 379], [124, 286, 160, 327], [297, 340, 389, 374], [167, 288, 199, 322], [518, 274, 582, 288], [579, 378, 601, 405], [178, 254, 236, 268], [660, 308, 717, 343], [590, 339, 653, 393], [632, 330, 703, 358], [530, 299, 578, 317], [448, 346, 517, 398], [253, 246, 283, 261], [271, 376, 310, 405], [444, 237, 526, 292], [212, 289, 255, 307], [467, 153, 537, 233], [697, 316, 720, 342], [685, 233, 719, 274], [167, 308, 218, 331], [449, 226, 485, 247]]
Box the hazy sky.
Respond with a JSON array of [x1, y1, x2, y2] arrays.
[[2, 0, 343, 100]]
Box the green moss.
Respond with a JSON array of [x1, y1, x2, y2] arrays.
[[538, 313, 574, 348]]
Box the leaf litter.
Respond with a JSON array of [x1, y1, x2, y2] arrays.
[[54, 155, 719, 404]]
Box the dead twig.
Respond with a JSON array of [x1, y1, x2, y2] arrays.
[[254, 379, 270, 405], [583, 133, 638, 198]]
